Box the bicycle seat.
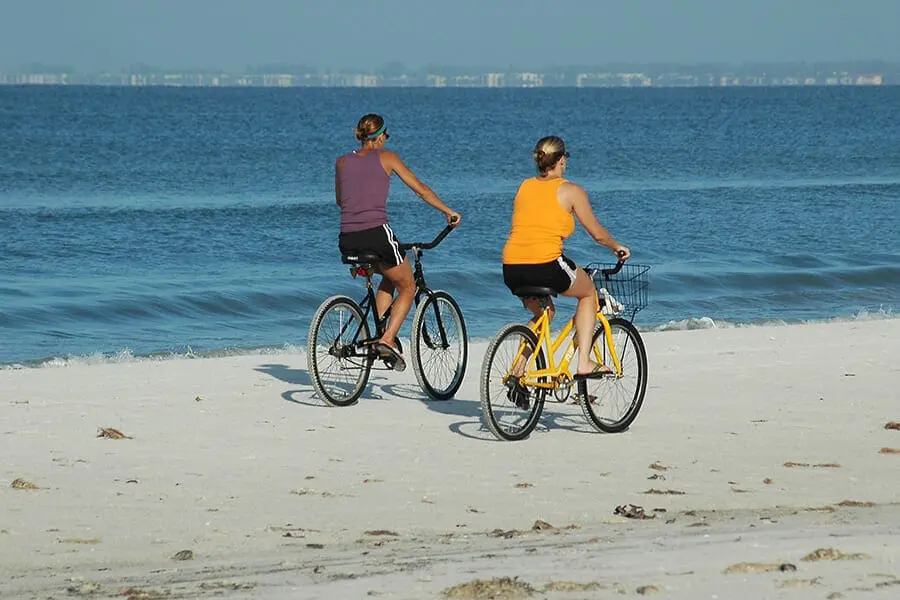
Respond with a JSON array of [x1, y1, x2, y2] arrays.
[[341, 251, 381, 266], [512, 286, 557, 298]]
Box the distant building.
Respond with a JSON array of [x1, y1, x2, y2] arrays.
[[262, 74, 294, 87], [516, 72, 544, 87], [485, 72, 504, 87], [856, 73, 884, 85], [452, 75, 481, 87]]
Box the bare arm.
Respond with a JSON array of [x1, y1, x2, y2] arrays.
[[382, 151, 460, 225], [564, 183, 630, 259], [334, 157, 344, 207]]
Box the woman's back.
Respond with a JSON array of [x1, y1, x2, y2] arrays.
[[502, 177, 575, 265], [339, 150, 390, 233]]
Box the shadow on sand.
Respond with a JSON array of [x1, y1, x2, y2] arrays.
[[254, 361, 603, 440]]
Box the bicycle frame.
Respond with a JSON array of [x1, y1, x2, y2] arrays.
[[350, 249, 445, 343], [335, 223, 459, 361], [517, 300, 623, 389]]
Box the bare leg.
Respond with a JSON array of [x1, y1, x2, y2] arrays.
[[374, 276, 395, 323], [561, 267, 608, 375], [377, 257, 415, 350]]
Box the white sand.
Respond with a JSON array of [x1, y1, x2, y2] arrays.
[[2, 319, 899, 599]]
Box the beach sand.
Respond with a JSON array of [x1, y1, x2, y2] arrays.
[[2, 319, 899, 599]]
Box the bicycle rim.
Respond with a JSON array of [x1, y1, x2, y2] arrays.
[[306, 296, 372, 407]]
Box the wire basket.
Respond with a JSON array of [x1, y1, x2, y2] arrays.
[[586, 262, 650, 318]]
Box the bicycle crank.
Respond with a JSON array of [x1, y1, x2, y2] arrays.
[[553, 374, 572, 403]]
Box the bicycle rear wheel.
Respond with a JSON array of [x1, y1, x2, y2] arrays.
[[580, 317, 647, 433], [410, 290, 468, 401], [480, 324, 546, 441], [306, 295, 372, 407]]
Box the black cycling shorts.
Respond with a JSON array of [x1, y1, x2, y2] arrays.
[[502, 255, 578, 295], [338, 224, 406, 268]]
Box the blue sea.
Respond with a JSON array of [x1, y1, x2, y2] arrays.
[[2, 85, 898, 367]]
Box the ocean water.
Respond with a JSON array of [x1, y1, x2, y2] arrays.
[[1, 85, 898, 367]]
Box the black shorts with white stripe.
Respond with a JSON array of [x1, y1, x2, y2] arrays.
[[502, 254, 578, 295], [338, 224, 407, 269]]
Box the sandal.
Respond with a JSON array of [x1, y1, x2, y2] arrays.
[[374, 342, 406, 372], [573, 361, 614, 380]]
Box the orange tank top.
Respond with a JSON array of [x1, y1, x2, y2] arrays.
[[502, 177, 575, 264]]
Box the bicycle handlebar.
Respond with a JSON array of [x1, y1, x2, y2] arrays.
[[599, 250, 629, 277], [398, 216, 459, 251]]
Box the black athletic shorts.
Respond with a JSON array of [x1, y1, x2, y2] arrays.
[[502, 255, 578, 295], [338, 224, 407, 269]]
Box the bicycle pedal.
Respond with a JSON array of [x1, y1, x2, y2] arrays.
[[382, 354, 407, 372]]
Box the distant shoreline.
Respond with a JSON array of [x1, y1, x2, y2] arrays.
[[3, 62, 898, 87], [1, 82, 897, 89]]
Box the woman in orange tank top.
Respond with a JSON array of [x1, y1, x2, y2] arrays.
[[502, 136, 631, 378]]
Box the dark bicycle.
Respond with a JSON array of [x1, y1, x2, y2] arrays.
[[306, 223, 467, 406]]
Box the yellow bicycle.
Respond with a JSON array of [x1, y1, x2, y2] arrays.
[[480, 261, 649, 441]]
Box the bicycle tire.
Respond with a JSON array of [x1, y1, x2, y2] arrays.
[[410, 290, 468, 401], [580, 317, 647, 433], [306, 295, 372, 407], [480, 324, 546, 441]]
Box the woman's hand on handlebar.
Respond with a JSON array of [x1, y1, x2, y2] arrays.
[[613, 245, 631, 261], [446, 211, 461, 226]]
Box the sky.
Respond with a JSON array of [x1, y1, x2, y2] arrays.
[[2, 0, 899, 72]]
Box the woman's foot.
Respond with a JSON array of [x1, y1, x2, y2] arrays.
[[374, 341, 406, 372], [574, 361, 614, 379]]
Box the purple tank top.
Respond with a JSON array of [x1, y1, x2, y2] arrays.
[[338, 150, 391, 233]]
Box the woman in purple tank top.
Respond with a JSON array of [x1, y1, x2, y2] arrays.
[[336, 113, 461, 371]]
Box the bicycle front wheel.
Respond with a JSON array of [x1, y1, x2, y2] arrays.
[[306, 295, 372, 407], [410, 290, 468, 401], [580, 317, 647, 433], [480, 324, 546, 441]]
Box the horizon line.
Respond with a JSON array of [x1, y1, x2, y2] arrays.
[[4, 59, 900, 74]]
